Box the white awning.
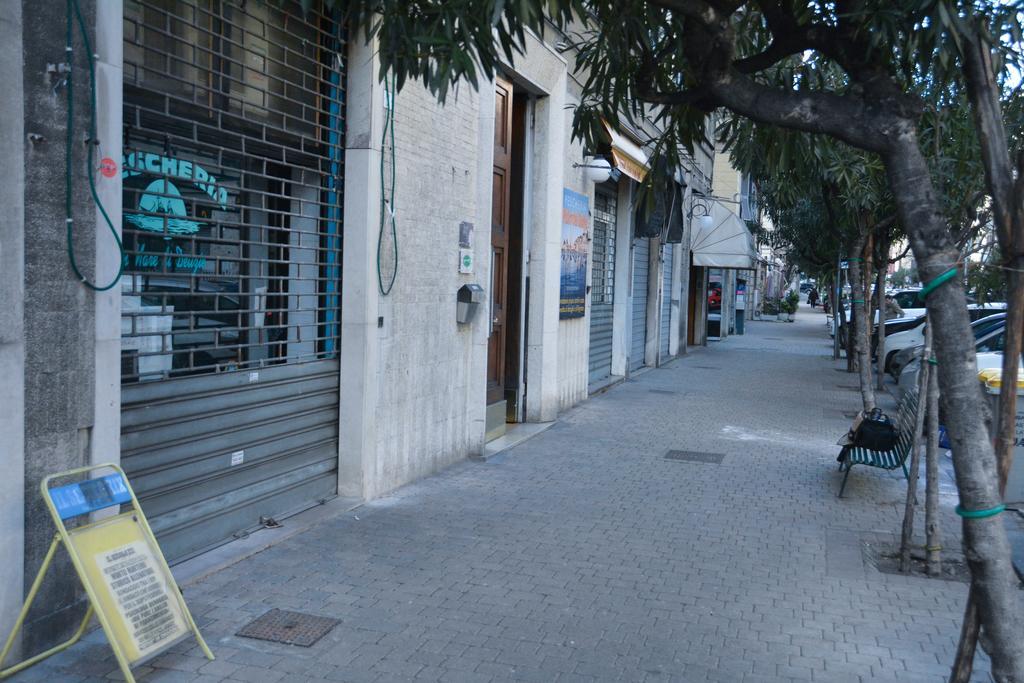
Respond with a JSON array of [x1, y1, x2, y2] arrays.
[[691, 200, 756, 269], [602, 120, 649, 182]]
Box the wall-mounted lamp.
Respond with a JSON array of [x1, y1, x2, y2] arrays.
[[689, 194, 715, 232], [573, 156, 613, 184]]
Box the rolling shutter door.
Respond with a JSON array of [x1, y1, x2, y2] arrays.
[[659, 242, 673, 360], [630, 238, 650, 371], [588, 187, 616, 388], [121, 1, 345, 562]]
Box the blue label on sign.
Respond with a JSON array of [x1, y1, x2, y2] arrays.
[[49, 474, 132, 520]]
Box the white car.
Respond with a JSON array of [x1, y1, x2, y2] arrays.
[[897, 322, 1008, 397], [889, 313, 1006, 379], [881, 306, 1006, 374]]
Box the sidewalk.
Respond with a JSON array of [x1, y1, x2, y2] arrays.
[[14, 307, 996, 682]]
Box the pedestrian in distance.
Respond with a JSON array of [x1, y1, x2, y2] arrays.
[[808, 287, 819, 308]]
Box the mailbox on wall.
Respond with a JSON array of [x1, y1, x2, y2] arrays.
[[457, 284, 484, 324]]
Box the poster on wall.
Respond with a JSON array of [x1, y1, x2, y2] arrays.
[[560, 189, 589, 319]]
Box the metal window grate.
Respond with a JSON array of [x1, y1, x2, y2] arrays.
[[121, 0, 345, 383], [591, 188, 617, 306]]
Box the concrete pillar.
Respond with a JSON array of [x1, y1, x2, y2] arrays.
[[523, 71, 566, 423], [92, 0, 122, 471], [19, 0, 100, 651], [0, 0, 26, 660], [470, 79, 494, 440], [337, 34, 383, 499]]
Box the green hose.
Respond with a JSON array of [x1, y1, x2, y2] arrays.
[[66, 0, 124, 292], [378, 72, 397, 295]]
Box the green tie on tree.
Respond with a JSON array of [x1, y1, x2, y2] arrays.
[[315, 1, 1023, 678]]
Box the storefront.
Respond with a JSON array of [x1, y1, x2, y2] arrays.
[[630, 236, 651, 371], [690, 200, 756, 343], [658, 242, 674, 359], [588, 183, 618, 389], [119, 1, 346, 562]]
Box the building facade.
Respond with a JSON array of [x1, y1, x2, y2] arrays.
[[1, 0, 716, 653]]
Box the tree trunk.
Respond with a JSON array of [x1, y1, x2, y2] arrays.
[[832, 270, 841, 360], [848, 234, 875, 411], [884, 135, 1024, 682], [838, 284, 853, 371], [876, 235, 888, 390], [926, 343, 942, 577], [952, 30, 1024, 682], [900, 323, 932, 573]]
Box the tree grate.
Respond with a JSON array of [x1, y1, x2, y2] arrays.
[[236, 609, 339, 647], [664, 450, 724, 464]]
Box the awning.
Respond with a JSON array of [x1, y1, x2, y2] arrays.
[[691, 200, 757, 269], [602, 120, 649, 182]]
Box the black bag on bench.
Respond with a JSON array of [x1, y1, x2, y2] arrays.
[[852, 408, 898, 451]]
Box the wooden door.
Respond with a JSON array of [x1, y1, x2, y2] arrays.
[[488, 78, 513, 405]]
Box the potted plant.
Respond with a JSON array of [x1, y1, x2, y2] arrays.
[[776, 299, 787, 321], [763, 299, 778, 319], [785, 290, 800, 321]]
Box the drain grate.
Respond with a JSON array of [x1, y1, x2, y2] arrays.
[[649, 389, 677, 395], [842, 412, 859, 419], [690, 365, 721, 370], [763, 336, 783, 340], [236, 609, 339, 647], [664, 450, 724, 464]]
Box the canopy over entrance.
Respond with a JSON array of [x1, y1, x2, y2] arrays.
[[691, 200, 756, 269], [601, 120, 649, 182]]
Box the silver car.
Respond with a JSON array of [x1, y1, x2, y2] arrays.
[[897, 321, 1007, 397]]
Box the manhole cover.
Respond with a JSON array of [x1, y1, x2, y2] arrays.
[[664, 450, 724, 464], [690, 365, 720, 370], [649, 389, 677, 395], [236, 609, 339, 647], [842, 412, 859, 419], [838, 384, 860, 390], [763, 336, 783, 340]]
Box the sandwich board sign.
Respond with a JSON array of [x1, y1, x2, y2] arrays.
[[0, 464, 213, 682]]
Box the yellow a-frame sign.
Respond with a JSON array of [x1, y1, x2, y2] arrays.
[[0, 464, 213, 682]]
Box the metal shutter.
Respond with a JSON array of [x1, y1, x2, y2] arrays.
[[630, 238, 650, 371], [588, 188, 616, 388], [659, 242, 673, 360], [121, 1, 345, 562]]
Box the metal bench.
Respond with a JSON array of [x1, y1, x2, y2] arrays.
[[837, 392, 919, 497]]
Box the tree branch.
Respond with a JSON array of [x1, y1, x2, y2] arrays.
[[708, 71, 906, 153]]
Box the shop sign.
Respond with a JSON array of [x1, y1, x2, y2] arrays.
[[122, 241, 206, 275], [122, 152, 229, 236], [0, 465, 214, 682], [560, 188, 589, 319]]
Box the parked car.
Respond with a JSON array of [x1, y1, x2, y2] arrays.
[[878, 306, 1005, 373], [896, 321, 1008, 396], [888, 313, 1006, 379]]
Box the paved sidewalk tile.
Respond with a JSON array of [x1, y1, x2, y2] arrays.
[[10, 306, 998, 681]]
